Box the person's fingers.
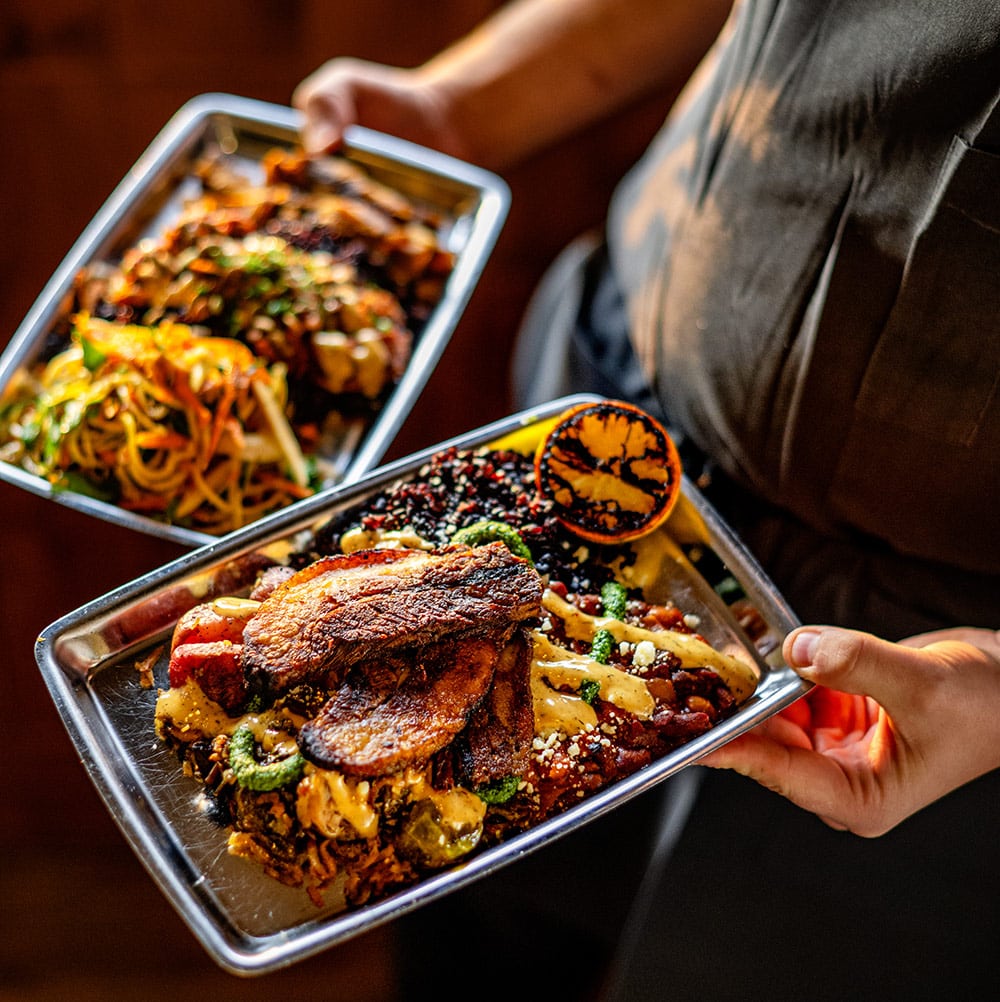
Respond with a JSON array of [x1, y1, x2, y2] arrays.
[[786, 627, 1000, 807], [786, 626, 1000, 747], [708, 626, 1000, 835], [293, 81, 354, 154], [293, 59, 386, 154], [783, 626, 933, 717], [700, 710, 810, 768], [291, 59, 473, 162], [781, 694, 812, 730], [902, 626, 1000, 659], [805, 687, 878, 751], [700, 726, 861, 831]]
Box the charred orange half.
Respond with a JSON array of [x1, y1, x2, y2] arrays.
[[534, 400, 682, 544]]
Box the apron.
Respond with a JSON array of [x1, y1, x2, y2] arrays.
[[516, 0, 1000, 636], [822, 110, 1000, 573]]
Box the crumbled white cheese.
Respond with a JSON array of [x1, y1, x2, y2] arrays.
[[633, 640, 657, 667]]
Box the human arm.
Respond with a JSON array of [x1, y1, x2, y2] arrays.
[[700, 625, 1000, 836], [292, 0, 733, 170]]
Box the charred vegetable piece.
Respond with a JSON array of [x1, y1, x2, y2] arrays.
[[601, 580, 628, 619], [589, 580, 628, 666], [228, 724, 305, 791], [451, 519, 533, 564], [398, 792, 485, 867]]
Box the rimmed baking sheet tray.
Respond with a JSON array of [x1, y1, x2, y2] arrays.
[[0, 92, 509, 547], [35, 395, 806, 975]]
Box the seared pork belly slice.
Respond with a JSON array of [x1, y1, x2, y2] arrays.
[[298, 630, 510, 775], [249, 564, 296, 601], [457, 631, 534, 787], [242, 543, 542, 693]]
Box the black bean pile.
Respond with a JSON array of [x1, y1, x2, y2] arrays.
[[302, 445, 635, 593]]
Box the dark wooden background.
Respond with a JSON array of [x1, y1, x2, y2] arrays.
[[0, 3, 679, 997]]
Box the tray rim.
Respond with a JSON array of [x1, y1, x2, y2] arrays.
[[0, 91, 511, 548], [34, 393, 806, 975]]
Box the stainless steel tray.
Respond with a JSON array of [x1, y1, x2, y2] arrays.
[[0, 92, 510, 547], [35, 395, 806, 975]]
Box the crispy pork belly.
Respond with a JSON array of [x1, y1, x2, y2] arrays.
[[242, 542, 542, 694], [248, 564, 296, 601], [457, 631, 534, 787], [298, 632, 508, 774]]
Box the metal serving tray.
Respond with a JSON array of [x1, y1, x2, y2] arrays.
[[35, 395, 806, 976], [0, 92, 509, 547]]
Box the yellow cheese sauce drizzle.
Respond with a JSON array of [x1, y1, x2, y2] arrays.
[[541, 588, 758, 702], [155, 680, 303, 753], [296, 767, 379, 839], [530, 630, 654, 738]]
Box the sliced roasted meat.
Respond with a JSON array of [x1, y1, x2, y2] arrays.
[[298, 632, 507, 775], [457, 631, 534, 787], [249, 563, 296, 601], [242, 542, 541, 694]]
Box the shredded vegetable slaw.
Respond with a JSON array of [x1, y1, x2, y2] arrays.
[[0, 314, 312, 533]]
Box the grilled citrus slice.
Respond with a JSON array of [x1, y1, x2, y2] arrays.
[[534, 400, 682, 543]]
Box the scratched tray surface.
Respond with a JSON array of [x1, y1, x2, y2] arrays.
[[35, 395, 805, 975], [0, 92, 509, 548]]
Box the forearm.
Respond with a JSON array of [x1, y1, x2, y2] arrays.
[[416, 0, 733, 168]]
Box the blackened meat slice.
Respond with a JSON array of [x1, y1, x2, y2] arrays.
[[298, 632, 505, 775], [457, 631, 534, 787], [242, 543, 541, 694]]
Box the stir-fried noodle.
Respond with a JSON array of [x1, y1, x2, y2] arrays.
[[0, 314, 310, 533]]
